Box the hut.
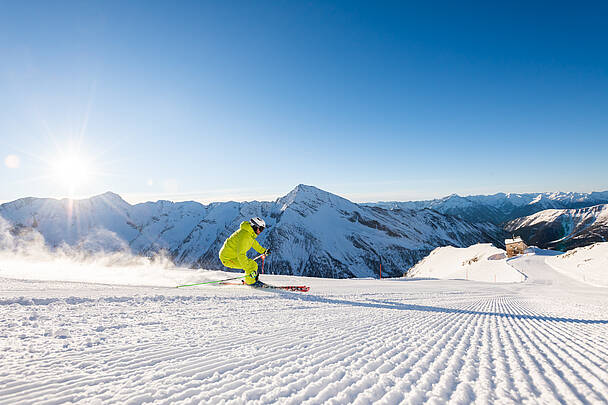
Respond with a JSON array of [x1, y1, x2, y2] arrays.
[[505, 236, 527, 258]]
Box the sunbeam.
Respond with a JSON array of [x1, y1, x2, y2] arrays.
[[50, 152, 91, 195]]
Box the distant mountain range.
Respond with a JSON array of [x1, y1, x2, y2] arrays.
[[504, 204, 608, 251], [2, 186, 607, 277], [368, 191, 608, 225], [0, 185, 501, 279]]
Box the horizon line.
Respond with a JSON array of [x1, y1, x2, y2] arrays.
[[2, 185, 608, 207]]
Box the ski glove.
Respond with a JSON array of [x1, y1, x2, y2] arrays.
[[264, 249, 271, 256]]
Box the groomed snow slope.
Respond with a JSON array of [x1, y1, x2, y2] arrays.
[[546, 242, 608, 287], [1, 252, 608, 404], [406, 244, 525, 283]]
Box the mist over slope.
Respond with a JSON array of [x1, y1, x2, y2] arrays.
[[0, 185, 502, 278]]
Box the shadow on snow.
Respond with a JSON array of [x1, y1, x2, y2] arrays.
[[275, 292, 608, 325]]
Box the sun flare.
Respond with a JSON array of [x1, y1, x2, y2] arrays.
[[51, 153, 91, 194]]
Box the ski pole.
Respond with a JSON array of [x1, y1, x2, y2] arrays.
[[176, 275, 247, 288]]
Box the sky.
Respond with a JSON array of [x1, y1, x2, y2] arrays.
[[1, 1, 607, 204]]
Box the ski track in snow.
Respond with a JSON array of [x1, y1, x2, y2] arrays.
[[1, 255, 608, 404]]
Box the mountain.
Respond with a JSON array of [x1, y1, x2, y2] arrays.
[[368, 191, 608, 225], [0, 185, 502, 278], [504, 204, 608, 251]]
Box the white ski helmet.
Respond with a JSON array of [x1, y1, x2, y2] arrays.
[[249, 217, 266, 232]]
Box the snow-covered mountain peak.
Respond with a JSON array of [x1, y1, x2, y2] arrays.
[[435, 194, 473, 208], [531, 193, 563, 205], [530, 194, 545, 205], [87, 192, 132, 210], [276, 184, 356, 214], [282, 184, 334, 201], [91, 191, 124, 200]]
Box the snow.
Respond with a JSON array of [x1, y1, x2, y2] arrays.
[[407, 244, 526, 283], [0, 253, 195, 288], [371, 191, 608, 225], [0, 185, 500, 279], [545, 242, 608, 287], [2, 247, 607, 404], [508, 204, 608, 229], [504, 204, 608, 249]]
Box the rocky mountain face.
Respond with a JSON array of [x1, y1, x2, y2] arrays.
[[504, 204, 608, 251], [369, 191, 608, 225], [0, 185, 502, 278]]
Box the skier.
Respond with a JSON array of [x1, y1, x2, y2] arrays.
[[219, 217, 270, 285]]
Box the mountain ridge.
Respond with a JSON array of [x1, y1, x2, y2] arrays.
[[368, 190, 608, 225], [504, 203, 608, 251], [0, 184, 503, 278]]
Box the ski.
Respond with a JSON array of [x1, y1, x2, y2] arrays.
[[218, 280, 309, 292], [254, 283, 310, 292]]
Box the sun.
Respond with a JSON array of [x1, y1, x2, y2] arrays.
[[51, 153, 92, 195]]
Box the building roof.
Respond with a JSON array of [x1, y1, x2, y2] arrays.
[[505, 236, 524, 245]]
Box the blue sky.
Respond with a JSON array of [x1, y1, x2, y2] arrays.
[[1, 1, 607, 204]]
